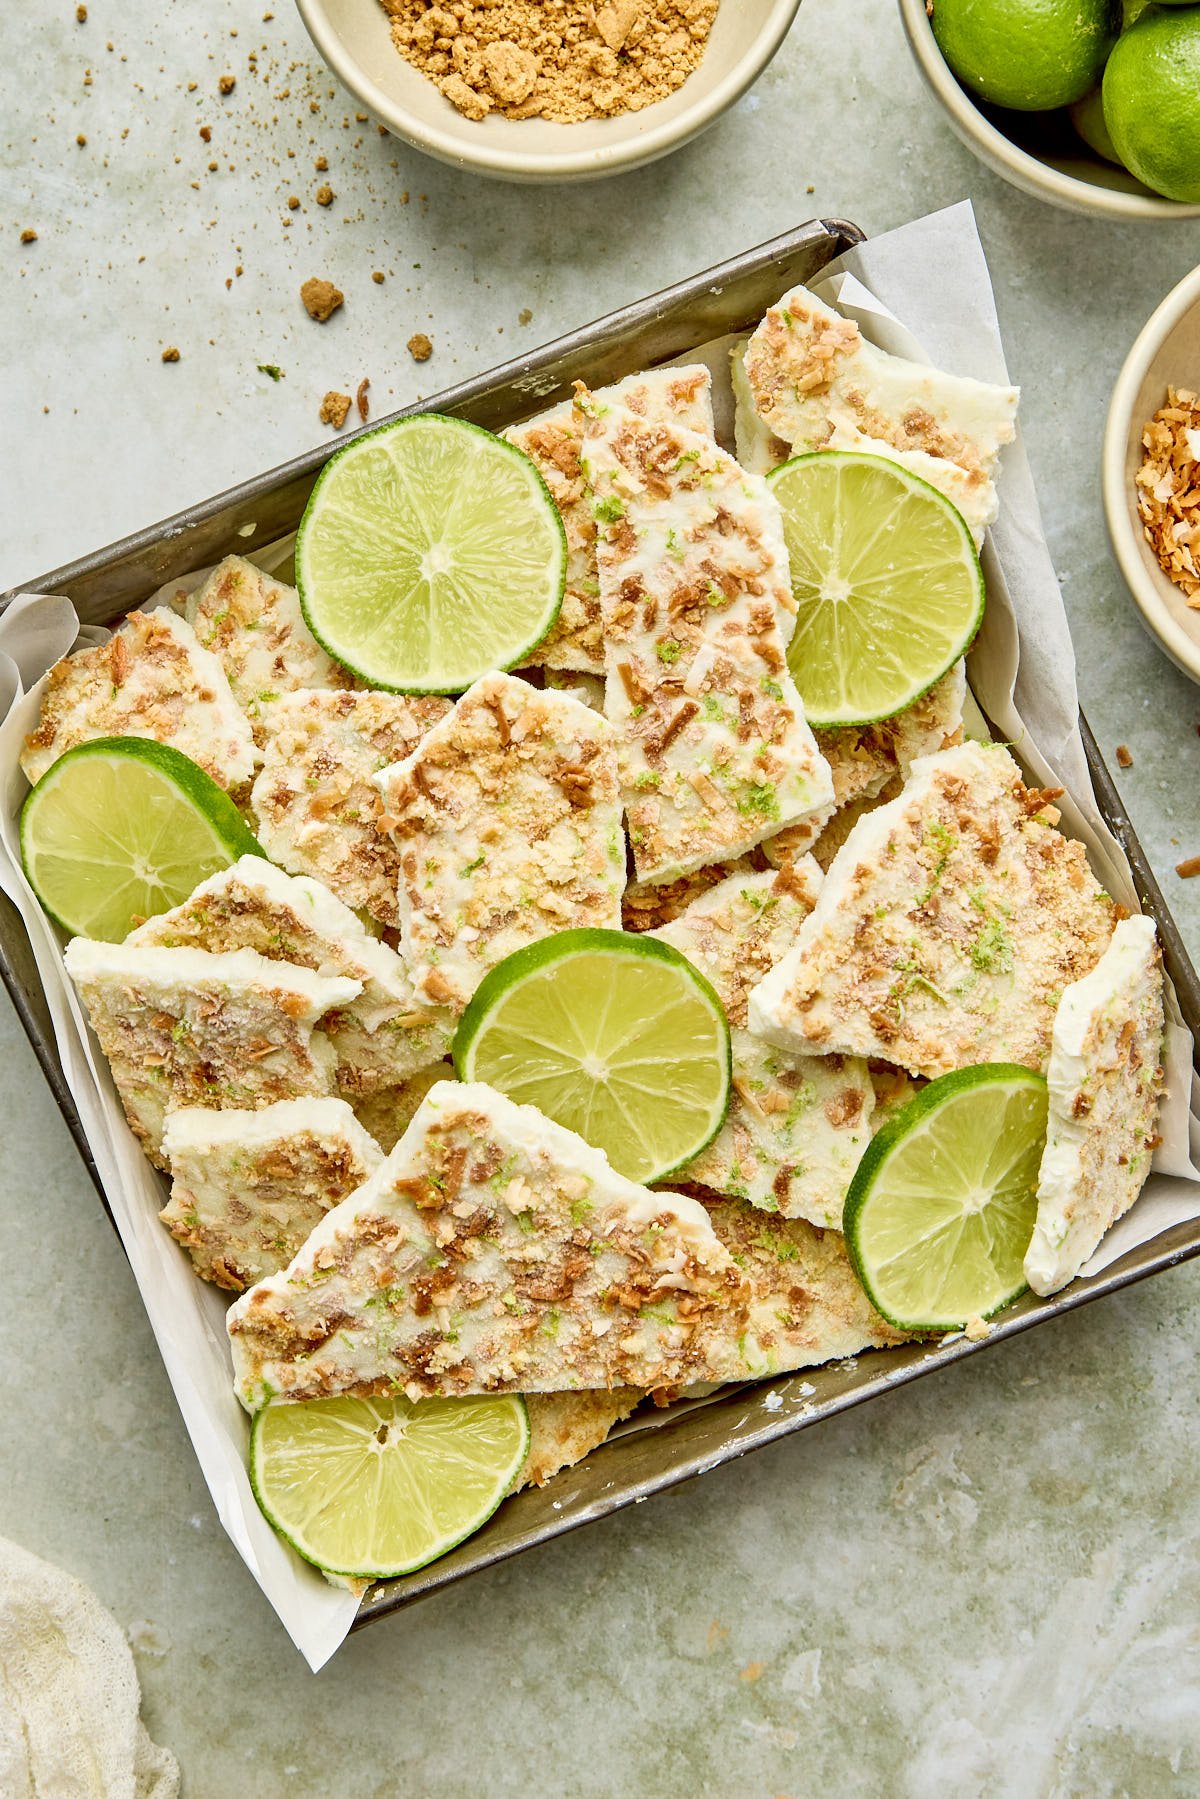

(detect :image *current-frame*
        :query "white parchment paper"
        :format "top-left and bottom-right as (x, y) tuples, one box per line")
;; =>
(0, 202), (1196, 1670)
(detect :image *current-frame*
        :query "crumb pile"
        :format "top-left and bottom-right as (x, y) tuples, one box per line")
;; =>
(381, 0), (719, 124)
(1137, 386), (1200, 605)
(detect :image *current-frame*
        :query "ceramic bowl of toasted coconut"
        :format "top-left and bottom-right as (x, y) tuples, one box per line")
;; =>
(295, 0), (802, 182)
(1103, 263), (1200, 684)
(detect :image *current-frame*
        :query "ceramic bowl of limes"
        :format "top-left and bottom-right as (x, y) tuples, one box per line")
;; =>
(898, 0), (1200, 220)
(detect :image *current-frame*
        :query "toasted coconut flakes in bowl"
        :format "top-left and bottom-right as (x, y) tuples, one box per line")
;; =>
(1137, 387), (1200, 606)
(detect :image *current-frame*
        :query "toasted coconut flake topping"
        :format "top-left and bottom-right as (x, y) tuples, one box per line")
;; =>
(1137, 387), (1200, 606)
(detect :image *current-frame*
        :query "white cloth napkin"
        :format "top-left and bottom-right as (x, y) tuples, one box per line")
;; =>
(0, 1535), (179, 1799)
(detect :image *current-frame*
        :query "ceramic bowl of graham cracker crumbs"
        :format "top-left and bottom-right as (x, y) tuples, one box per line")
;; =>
(1104, 263), (1200, 684)
(295, 0), (802, 182)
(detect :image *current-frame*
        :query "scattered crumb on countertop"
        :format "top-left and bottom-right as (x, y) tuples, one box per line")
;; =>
(161, 346), (180, 363)
(1116, 744), (1133, 769)
(218, 73), (236, 94)
(372, 270), (385, 283)
(356, 377), (370, 422)
(319, 390), (352, 428)
(301, 276), (344, 321)
(1176, 855), (1200, 879)
(407, 331), (432, 361)
(20, 228), (37, 243)
(316, 183), (334, 205)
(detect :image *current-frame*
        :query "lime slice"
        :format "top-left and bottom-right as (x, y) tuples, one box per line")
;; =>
(20, 737), (264, 942)
(844, 1064), (1048, 1333)
(250, 1393), (529, 1580)
(769, 450), (985, 727)
(453, 928), (731, 1185)
(296, 414), (567, 694)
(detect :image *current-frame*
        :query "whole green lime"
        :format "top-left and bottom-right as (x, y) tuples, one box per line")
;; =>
(931, 0), (1121, 110)
(1104, 8), (1200, 200)
(1069, 86), (1124, 164)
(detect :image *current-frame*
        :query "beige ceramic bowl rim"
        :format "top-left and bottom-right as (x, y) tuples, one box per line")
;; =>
(295, 0), (803, 179)
(896, 0), (1200, 222)
(1103, 263), (1200, 683)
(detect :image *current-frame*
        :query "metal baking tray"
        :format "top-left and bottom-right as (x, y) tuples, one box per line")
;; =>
(4, 217), (1199, 1633)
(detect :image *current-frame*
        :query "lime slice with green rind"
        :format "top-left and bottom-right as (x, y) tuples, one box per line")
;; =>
(453, 927), (732, 1186)
(296, 413), (567, 694)
(20, 736), (264, 941)
(250, 1393), (529, 1581)
(844, 1063), (1048, 1333)
(769, 450), (985, 728)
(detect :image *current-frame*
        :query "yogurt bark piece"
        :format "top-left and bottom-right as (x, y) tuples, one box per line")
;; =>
(227, 1081), (750, 1408)
(63, 939), (358, 1167)
(730, 339), (791, 477)
(506, 365), (715, 675)
(764, 662), (966, 869)
(518, 1390), (642, 1490)
(541, 668), (606, 713)
(622, 854), (765, 933)
(375, 671), (625, 1014)
(734, 333), (998, 549)
(160, 1097), (383, 1291)
(350, 1060), (453, 1154)
(579, 395), (834, 884)
(653, 866), (873, 1226)
(21, 609), (257, 793)
(743, 284), (1018, 489)
(749, 741), (1119, 1079)
(250, 688), (451, 929)
(186, 554), (354, 741)
(703, 1198), (909, 1380)
(128, 855), (452, 1095)
(1025, 914), (1165, 1297)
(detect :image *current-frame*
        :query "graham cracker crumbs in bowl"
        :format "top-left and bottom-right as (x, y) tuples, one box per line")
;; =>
(319, 390), (352, 429)
(301, 277), (344, 322)
(1137, 387), (1200, 606)
(380, 0), (719, 125)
